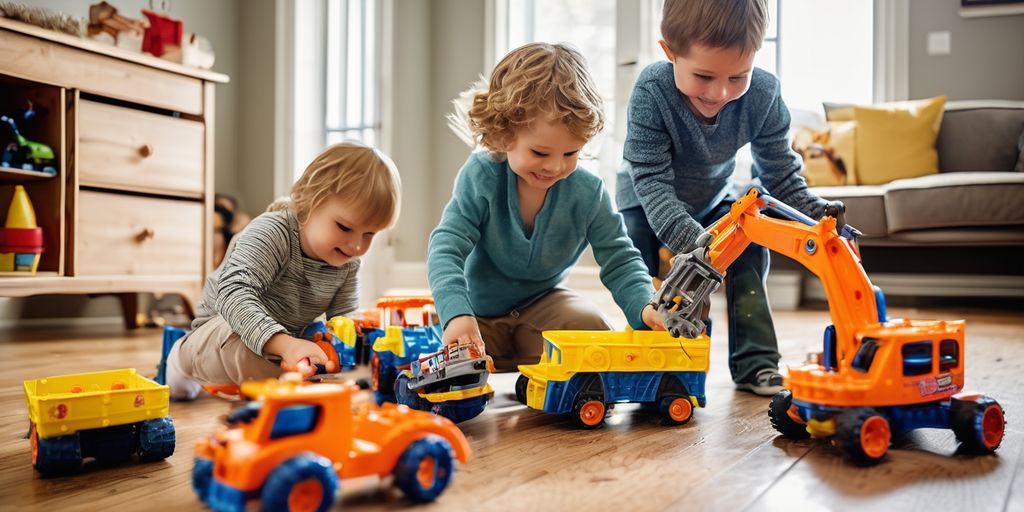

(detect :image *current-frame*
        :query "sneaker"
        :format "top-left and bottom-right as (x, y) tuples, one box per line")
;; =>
(736, 368), (784, 396)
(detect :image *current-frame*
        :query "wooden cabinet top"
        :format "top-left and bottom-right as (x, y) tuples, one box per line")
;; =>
(0, 17), (229, 84)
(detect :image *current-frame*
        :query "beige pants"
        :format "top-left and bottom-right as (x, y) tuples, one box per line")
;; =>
(477, 288), (612, 371)
(170, 314), (283, 386)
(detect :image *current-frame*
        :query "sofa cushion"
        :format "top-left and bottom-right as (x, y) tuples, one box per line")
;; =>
(808, 185), (888, 237)
(884, 172), (1024, 233)
(937, 101), (1024, 172)
(854, 96), (946, 185)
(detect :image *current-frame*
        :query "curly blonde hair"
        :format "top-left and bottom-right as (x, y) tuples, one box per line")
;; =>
(449, 42), (604, 156)
(267, 141), (401, 229)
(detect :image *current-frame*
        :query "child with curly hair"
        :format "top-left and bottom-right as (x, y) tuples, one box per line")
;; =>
(429, 42), (664, 371)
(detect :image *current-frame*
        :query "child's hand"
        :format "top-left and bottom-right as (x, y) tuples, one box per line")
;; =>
(265, 333), (329, 378)
(442, 315), (486, 356)
(642, 303), (666, 331)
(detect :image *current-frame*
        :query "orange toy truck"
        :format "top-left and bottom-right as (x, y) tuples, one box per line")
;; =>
(193, 374), (471, 511)
(654, 189), (1005, 465)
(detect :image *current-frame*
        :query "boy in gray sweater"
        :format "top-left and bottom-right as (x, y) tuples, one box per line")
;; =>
(618, 0), (842, 395)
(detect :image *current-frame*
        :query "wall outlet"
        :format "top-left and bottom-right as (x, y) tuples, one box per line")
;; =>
(927, 31), (951, 55)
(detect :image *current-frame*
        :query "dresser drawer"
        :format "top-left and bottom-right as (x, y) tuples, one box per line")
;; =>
(78, 100), (205, 197)
(76, 191), (203, 277)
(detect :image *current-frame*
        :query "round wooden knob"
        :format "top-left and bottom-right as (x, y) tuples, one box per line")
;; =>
(135, 227), (155, 242)
(138, 144), (154, 158)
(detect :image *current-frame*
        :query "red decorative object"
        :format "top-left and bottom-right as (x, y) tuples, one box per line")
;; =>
(141, 9), (182, 58)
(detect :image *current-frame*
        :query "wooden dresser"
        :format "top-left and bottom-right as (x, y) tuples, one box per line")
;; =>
(0, 18), (228, 325)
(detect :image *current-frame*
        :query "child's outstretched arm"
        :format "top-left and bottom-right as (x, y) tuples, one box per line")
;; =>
(427, 162), (487, 352)
(750, 89), (828, 218)
(213, 215), (300, 358)
(586, 181), (663, 331)
(624, 84), (706, 253)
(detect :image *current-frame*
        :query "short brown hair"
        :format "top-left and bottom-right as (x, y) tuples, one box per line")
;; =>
(661, 0), (768, 56)
(267, 141), (402, 229)
(449, 42), (604, 155)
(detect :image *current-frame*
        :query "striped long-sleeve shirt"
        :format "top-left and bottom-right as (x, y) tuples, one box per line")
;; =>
(191, 208), (361, 355)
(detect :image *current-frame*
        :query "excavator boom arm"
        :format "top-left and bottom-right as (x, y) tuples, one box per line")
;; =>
(654, 189), (879, 367)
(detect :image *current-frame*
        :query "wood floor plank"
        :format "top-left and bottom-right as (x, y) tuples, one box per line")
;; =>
(0, 302), (1021, 512)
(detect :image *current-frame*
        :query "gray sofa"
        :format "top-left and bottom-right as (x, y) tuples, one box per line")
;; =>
(780, 100), (1024, 300)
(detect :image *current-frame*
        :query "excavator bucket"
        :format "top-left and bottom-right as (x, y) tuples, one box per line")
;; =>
(653, 243), (723, 339)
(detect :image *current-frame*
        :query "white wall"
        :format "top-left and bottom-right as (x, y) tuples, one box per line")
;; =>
(388, 0), (485, 262)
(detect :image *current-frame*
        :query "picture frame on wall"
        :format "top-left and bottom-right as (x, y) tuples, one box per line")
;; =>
(959, 0), (1024, 17)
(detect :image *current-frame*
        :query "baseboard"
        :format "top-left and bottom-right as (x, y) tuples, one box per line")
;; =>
(802, 273), (1024, 301)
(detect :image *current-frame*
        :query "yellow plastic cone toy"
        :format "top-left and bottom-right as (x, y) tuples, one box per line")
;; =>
(0, 185), (44, 272)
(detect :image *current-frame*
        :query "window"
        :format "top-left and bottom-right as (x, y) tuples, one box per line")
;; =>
(939, 339), (959, 372)
(490, 0), (618, 186)
(289, 0), (382, 183)
(851, 337), (879, 373)
(772, 0), (874, 112)
(270, 405), (321, 439)
(325, 0), (381, 148)
(902, 341), (933, 377)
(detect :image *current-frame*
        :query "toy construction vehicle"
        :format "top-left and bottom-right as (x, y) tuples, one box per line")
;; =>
(394, 342), (496, 423)
(1, 102), (56, 174)
(369, 296), (493, 423)
(516, 329), (709, 428)
(24, 368), (175, 476)
(654, 188), (1005, 465)
(192, 375), (470, 511)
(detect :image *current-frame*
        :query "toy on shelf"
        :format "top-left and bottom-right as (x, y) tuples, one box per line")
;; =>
(192, 375), (471, 511)
(24, 368), (175, 476)
(87, 1), (147, 52)
(368, 296), (493, 423)
(1, 101), (56, 175)
(0, 2), (86, 37)
(0, 185), (44, 273)
(141, 8), (182, 61)
(654, 188), (1005, 465)
(516, 329), (709, 428)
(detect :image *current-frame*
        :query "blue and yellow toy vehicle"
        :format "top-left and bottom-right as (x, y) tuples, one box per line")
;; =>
(517, 329), (710, 428)
(394, 342), (495, 423)
(24, 368), (175, 476)
(369, 296), (493, 423)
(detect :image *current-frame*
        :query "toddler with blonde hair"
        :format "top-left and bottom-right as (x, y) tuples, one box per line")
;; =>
(167, 141), (401, 399)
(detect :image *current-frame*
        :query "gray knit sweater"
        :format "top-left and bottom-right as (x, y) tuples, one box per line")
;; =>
(191, 208), (360, 355)
(616, 62), (827, 252)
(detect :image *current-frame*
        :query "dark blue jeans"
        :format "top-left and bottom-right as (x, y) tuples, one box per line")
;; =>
(621, 203), (780, 384)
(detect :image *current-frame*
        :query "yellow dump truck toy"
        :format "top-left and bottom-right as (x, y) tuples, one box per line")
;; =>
(517, 329), (710, 428)
(24, 368), (175, 476)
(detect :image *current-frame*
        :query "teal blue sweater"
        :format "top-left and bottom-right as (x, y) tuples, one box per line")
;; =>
(428, 152), (655, 329)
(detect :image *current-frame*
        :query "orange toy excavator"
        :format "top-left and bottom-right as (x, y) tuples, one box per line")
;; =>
(654, 188), (1005, 465)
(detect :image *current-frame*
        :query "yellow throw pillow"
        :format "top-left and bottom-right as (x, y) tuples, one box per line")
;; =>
(853, 96), (947, 185)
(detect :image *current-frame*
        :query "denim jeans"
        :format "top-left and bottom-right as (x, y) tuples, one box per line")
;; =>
(621, 203), (780, 383)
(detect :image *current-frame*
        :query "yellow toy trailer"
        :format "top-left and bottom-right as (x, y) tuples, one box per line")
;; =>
(517, 329), (710, 428)
(24, 368), (175, 476)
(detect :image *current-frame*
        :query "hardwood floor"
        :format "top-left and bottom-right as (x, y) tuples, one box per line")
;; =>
(1, 302), (1022, 512)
